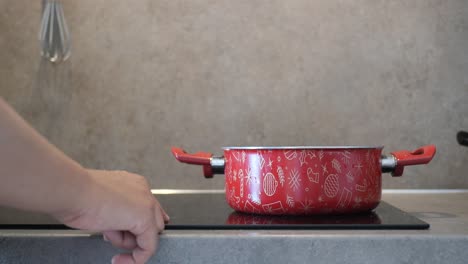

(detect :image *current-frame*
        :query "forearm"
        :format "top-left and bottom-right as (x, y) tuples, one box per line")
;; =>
(0, 98), (91, 215)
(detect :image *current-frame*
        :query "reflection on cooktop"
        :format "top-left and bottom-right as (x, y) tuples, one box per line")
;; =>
(158, 193), (428, 229)
(0, 193), (429, 230)
(226, 211), (382, 225)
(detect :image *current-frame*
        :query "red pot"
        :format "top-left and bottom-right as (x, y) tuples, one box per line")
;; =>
(171, 145), (436, 215)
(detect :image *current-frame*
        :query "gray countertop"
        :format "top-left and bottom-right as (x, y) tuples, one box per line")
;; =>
(1, 190), (468, 264)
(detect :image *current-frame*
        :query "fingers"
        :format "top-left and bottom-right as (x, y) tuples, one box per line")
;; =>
(93, 171), (168, 264)
(162, 208), (170, 224)
(103, 230), (137, 250)
(111, 219), (162, 264)
(153, 197), (170, 224)
(153, 205), (165, 234)
(111, 254), (135, 264)
(130, 203), (165, 263)
(159, 206), (170, 223)
(132, 225), (158, 264)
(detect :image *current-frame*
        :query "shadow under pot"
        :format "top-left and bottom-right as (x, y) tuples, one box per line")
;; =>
(171, 145), (436, 215)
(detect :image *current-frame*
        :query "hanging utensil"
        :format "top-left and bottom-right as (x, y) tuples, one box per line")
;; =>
(30, 0), (72, 130)
(39, 0), (71, 63)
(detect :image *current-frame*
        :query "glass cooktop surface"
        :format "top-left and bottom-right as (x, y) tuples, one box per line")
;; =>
(0, 193), (429, 230)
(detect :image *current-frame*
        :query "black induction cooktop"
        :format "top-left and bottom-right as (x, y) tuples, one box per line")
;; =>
(0, 193), (429, 230)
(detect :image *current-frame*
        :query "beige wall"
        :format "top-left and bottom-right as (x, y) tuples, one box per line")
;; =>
(0, 0), (467, 189)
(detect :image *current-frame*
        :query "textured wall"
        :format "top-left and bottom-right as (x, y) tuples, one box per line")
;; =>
(0, 0), (467, 189)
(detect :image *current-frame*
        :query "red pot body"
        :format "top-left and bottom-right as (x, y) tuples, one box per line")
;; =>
(223, 148), (382, 215)
(171, 145), (436, 215)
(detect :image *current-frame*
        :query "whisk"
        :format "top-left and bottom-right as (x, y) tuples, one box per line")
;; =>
(39, 0), (71, 63)
(30, 0), (72, 128)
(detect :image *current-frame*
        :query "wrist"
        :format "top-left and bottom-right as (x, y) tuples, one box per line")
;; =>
(49, 166), (97, 224)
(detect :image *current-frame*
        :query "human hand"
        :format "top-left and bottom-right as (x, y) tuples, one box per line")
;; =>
(52, 169), (169, 264)
(0, 99), (168, 263)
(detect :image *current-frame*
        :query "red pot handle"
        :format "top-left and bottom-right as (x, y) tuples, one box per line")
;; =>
(171, 147), (215, 178)
(391, 145), (436, 176)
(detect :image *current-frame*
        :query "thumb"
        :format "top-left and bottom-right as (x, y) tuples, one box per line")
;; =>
(160, 207), (170, 223)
